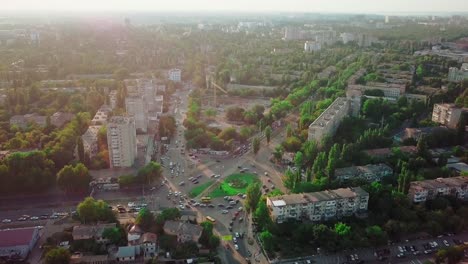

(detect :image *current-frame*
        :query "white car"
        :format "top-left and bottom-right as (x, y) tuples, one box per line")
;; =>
(30, 216), (39, 221)
(1, 219), (11, 223)
(221, 210), (229, 214)
(234, 244), (239, 251)
(235, 232), (240, 238)
(233, 237), (237, 243)
(443, 240), (450, 247)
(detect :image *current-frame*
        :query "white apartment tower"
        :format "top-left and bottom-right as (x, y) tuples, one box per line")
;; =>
(168, 69), (182, 82)
(125, 96), (148, 133)
(107, 116), (137, 168)
(304, 41), (321, 52)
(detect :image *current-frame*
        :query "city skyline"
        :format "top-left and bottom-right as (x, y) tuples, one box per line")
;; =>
(2, 0), (468, 14)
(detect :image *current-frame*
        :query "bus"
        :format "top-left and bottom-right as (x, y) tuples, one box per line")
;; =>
(206, 216), (216, 223)
(201, 196), (212, 203)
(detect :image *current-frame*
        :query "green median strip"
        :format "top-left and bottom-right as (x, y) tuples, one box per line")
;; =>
(188, 181), (214, 198)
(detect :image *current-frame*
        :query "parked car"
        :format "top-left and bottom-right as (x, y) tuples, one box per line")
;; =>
(1, 219), (11, 223)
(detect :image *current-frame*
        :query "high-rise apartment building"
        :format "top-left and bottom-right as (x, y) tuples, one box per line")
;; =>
(125, 96), (148, 133)
(168, 69), (182, 82)
(266, 187), (369, 223)
(107, 116), (137, 168)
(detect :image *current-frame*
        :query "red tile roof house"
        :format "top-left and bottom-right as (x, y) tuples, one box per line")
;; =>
(0, 227), (40, 261)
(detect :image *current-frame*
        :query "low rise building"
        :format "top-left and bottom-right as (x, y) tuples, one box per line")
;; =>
(363, 146), (417, 158)
(0, 227), (40, 261)
(10, 113), (47, 129)
(266, 187), (369, 223)
(116, 246), (138, 262)
(72, 223), (116, 243)
(335, 163), (393, 182)
(408, 176), (468, 203)
(163, 220), (203, 243)
(431, 103), (466, 129)
(308, 97), (349, 143)
(51, 112), (74, 127)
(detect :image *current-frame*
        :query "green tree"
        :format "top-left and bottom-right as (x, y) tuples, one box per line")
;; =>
(114, 68), (129, 80)
(77, 197), (115, 224)
(77, 137), (85, 163)
(417, 136), (431, 161)
(456, 114), (466, 145)
(252, 137), (260, 155)
(156, 208), (181, 224)
(326, 144), (340, 180)
(334, 222), (351, 236)
(135, 208), (156, 231)
(312, 152), (327, 179)
(102, 227), (123, 245)
(245, 182), (262, 213)
(302, 140), (318, 166)
(254, 199), (272, 231)
(416, 64), (425, 78)
(282, 169), (297, 190)
(45, 248), (70, 264)
(272, 145), (284, 163)
(366, 225), (388, 246)
(137, 161), (162, 184)
(57, 163), (91, 193)
(286, 124), (293, 137)
(264, 126), (272, 144)
(259, 230), (275, 252)
(294, 151), (304, 170)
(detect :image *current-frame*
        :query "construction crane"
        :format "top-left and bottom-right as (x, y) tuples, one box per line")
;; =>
(210, 81), (228, 107)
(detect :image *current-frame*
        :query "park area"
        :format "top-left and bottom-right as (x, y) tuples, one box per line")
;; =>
(209, 173), (259, 198)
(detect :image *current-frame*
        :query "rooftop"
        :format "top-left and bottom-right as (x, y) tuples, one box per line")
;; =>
(109, 116), (134, 125)
(116, 246), (136, 258)
(309, 97), (348, 130)
(409, 176), (468, 191)
(268, 187), (368, 207)
(0, 227), (37, 247)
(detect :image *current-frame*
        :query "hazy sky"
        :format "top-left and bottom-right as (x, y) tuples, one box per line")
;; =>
(2, 0), (468, 14)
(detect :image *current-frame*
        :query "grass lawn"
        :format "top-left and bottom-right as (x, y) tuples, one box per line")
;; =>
(209, 173), (259, 198)
(188, 181), (214, 198)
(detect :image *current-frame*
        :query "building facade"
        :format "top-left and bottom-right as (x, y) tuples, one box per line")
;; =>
(448, 63), (468, 82)
(81, 125), (101, 158)
(107, 116), (137, 168)
(408, 176), (468, 203)
(125, 96), (148, 133)
(168, 68), (182, 82)
(308, 97), (349, 143)
(304, 41), (321, 52)
(335, 163), (393, 182)
(266, 187), (369, 223)
(431, 103), (465, 129)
